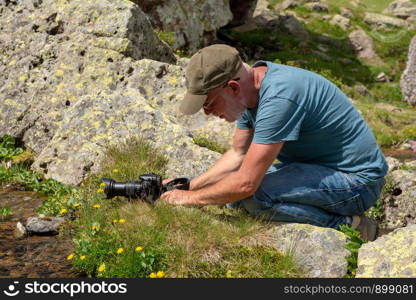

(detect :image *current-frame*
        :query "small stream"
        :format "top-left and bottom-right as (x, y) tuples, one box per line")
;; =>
(0, 187), (82, 278)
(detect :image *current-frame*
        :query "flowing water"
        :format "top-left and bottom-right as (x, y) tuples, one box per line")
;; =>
(0, 187), (83, 278)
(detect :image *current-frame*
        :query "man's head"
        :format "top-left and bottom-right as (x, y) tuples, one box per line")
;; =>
(179, 44), (244, 118)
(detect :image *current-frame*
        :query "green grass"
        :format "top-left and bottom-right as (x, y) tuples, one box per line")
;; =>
(0, 206), (12, 219)
(0, 164), (75, 216)
(354, 100), (416, 147)
(1, 134), (303, 278)
(67, 136), (303, 278)
(192, 135), (227, 154)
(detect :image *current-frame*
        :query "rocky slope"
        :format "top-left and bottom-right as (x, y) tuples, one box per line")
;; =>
(1, 0), (416, 278)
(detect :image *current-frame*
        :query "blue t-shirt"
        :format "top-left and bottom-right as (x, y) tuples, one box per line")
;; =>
(237, 61), (388, 183)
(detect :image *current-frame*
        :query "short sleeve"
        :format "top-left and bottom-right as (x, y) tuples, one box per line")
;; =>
(253, 97), (306, 144)
(236, 110), (253, 130)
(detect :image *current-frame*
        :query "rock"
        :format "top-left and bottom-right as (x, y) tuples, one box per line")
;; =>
(232, 0), (309, 40)
(280, 14), (310, 40)
(409, 141), (416, 152)
(26, 217), (66, 235)
(376, 72), (389, 82)
(364, 12), (408, 28)
(407, 15), (416, 24)
(407, 159), (416, 167)
(228, 0), (258, 27)
(134, 0), (234, 52)
(0, 0), (236, 185)
(322, 15), (331, 21)
(13, 222), (27, 239)
(275, 0), (300, 11)
(340, 7), (353, 19)
(401, 35), (416, 106)
(232, 0), (281, 32)
(356, 225), (416, 277)
(330, 14), (351, 30)
(354, 84), (371, 97)
(31, 84), (223, 185)
(385, 156), (402, 172)
(381, 169), (416, 230)
(384, 0), (416, 19)
(254, 223), (350, 278)
(348, 29), (383, 64)
(0, 0), (175, 153)
(305, 2), (329, 12)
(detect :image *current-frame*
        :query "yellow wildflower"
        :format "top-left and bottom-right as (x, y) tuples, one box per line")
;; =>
(80, 255), (86, 260)
(67, 253), (75, 260)
(156, 271), (165, 278)
(100, 182), (106, 188)
(149, 272), (157, 278)
(96, 188), (104, 193)
(72, 203), (81, 208)
(98, 264), (105, 272)
(135, 246), (143, 252)
(117, 248), (124, 254)
(112, 169), (119, 173)
(112, 219), (118, 224)
(91, 225), (98, 230)
(59, 208), (68, 215)
(118, 218), (125, 223)
(93, 204), (101, 208)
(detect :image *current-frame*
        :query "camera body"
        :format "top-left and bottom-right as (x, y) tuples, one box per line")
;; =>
(102, 173), (189, 204)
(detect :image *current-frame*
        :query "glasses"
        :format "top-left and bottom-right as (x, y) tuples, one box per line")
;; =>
(202, 77), (240, 111)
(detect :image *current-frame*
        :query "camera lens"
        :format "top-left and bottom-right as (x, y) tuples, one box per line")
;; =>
(102, 178), (144, 199)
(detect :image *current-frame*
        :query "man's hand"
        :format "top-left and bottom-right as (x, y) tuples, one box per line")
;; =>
(160, 189), (195, 206)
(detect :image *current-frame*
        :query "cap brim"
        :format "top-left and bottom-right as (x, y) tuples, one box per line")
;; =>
(179, 93), (207, 115)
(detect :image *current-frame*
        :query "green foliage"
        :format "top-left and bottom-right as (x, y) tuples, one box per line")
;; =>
(308, 68), (345, 88)
(66, 136), (302, 278)
(71, 228), (164, 278)
(154, 30), (175, 47)
(0, 206), (12, 218)
(339, 224), (365, 278)
(192, 135), (227, 154)
(0, 164), (75, 216)
(0, 135), (23, 161)
(366, 199), (385, 220)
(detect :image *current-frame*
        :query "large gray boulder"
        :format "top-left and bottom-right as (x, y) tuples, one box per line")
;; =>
(0, 0), (175, 153)
(348, 28), (382, 64)
(356, 224), (416, 277)
(364, 12), (408, 28)
(401, 35), (416, 106)
(31, 84), (222, 185)
(132, 0), (234, 52)
(247, 223), (350, 278)
(384, 0), (416, 19)
(0, 0), (235, 185)
(380, 165), (416, 230)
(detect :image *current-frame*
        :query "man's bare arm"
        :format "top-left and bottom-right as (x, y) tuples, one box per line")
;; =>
(190, 128), (253, 190)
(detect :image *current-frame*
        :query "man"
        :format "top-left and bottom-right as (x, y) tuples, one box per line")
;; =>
(160, 44), (387, 241)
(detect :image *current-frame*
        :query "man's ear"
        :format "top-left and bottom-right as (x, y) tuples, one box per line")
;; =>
(228, 80), (240, 95)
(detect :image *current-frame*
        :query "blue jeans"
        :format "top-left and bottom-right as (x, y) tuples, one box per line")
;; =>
(228, 163), (385, 229)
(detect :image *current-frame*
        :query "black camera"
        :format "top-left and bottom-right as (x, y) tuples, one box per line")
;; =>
(101, 173), (189, 204)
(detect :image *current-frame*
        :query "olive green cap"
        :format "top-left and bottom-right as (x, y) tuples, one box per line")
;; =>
(179, 44), (242, 115)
